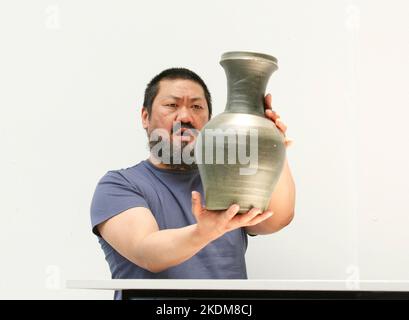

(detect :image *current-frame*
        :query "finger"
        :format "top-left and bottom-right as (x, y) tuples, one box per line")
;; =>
(247, 211), (274, 226)
(264, 94), (272, 110)
(224, 204), (240, 220)
(236, 207), (262, 225)
(191, 191), (203, 217)
(275, 118), (287, 134)
(284, 138), (294, 148)
(265, 109), (281, 122)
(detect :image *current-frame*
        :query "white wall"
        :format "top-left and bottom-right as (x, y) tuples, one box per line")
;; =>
(1, 0), (408, 299)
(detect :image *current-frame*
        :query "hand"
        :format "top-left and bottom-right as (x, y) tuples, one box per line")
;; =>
(191, 191), (273, 241)
(264, 94), (293, 148)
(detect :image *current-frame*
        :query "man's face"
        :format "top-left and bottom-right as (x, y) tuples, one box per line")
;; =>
(142, 79), (210, 168)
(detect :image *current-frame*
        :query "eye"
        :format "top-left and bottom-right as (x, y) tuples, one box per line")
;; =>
(165, 103), (177, 108)
(192, 104), (203, 110)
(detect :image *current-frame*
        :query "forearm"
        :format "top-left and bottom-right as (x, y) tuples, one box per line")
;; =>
(135, 224), (212, 273)
(244, 158), (296, 236)
(266, 158), (296, 227)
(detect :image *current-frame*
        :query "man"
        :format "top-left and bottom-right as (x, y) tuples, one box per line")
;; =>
(90, 68), (295, 299)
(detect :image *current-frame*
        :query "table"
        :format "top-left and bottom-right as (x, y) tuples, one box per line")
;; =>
(66, 279), (409, 300)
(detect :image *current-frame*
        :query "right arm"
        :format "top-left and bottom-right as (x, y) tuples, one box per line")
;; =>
(98, 191), (273, 273)
(98, 207), (213, 273)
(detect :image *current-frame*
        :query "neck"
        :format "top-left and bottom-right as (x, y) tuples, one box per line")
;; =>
(220, 52), (278, 116)
(148, 155), (197, 171)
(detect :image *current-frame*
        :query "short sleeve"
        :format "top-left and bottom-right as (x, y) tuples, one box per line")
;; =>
(90, 171), (149, 237)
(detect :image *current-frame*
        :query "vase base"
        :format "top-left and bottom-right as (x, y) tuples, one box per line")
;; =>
(205, 206), (266, 214)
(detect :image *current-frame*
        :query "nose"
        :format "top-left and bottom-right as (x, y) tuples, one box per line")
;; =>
(175, 105), (193, 124)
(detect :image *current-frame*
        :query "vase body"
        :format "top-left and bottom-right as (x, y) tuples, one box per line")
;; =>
(194, 51), (286, 213)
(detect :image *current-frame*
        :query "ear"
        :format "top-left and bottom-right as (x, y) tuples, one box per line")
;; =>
(141, 107), (149, 130)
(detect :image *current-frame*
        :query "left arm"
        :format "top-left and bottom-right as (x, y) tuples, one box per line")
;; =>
(245, 94), (296, 235)
(245, 158), (295, 235)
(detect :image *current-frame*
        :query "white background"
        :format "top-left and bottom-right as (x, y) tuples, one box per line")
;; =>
(0, 0), (408, 299)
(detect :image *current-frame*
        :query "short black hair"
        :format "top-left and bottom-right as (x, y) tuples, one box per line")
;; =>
(143, 68), (212, 119)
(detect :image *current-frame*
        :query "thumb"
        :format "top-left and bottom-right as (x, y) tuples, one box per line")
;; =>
(191, 191), (203, 218)
(264, 93), (272, 109)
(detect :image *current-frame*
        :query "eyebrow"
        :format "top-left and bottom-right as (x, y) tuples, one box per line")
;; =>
(162, 95), (204, 102)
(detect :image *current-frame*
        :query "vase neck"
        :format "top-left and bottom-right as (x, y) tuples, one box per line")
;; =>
(220, 52), (278, 117)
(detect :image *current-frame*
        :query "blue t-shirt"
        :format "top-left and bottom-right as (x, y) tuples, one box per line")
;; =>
(90, 159), (249, 299)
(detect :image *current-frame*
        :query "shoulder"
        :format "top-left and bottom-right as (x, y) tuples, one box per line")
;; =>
(90, 162), (154, 235)
(97, 161), (150, 189)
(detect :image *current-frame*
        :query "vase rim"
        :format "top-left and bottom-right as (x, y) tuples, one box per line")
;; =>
(220, 51), (278, 65)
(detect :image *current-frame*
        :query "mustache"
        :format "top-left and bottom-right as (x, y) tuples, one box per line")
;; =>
(170, 122), (196, 135)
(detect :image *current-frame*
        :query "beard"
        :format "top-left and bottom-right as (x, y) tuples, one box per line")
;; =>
(148, 134), (198, 171)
